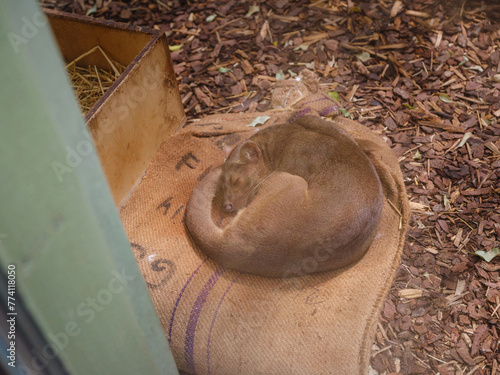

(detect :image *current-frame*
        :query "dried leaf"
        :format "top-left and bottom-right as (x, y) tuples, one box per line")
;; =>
(169, 45), (183, 52)
(327, 91), (340, 103)
(293, 44), (309, 51)
(86, 4), (97, 16)
(275, 69), (285, 81)
(219, 67), (232, 73)
(485, 141), (500, 155)
(458, 132), (472, 148)
(466, 65), (484, 72)
(458, 56), (469, 67)
(443, 195), (450, 208)
(339, 108), (353, 119)
(247, 115), (270, 127)
(246, 5), (260, 17)
(355, 51), (371, 62)
(206, 14), (217, 22)
(439, 93), (452, 103)
(474, 248), (500, 263)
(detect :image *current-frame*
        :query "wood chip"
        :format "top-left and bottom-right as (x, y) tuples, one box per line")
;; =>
(405, 10), (431, 18)
(399, 289), (423, 299)
(390, 0), (404, 18)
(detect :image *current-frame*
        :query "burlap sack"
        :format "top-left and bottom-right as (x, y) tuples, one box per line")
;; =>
(119, 72), (409, 374)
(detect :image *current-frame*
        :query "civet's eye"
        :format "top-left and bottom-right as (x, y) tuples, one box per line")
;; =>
(230, 177), (240, 187)
(224, 203), (234, 212)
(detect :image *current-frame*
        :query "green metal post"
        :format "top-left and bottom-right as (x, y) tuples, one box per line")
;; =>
(0, 1), (178, 374)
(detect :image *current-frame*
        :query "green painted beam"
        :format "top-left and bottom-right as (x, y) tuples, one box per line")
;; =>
(0, 1), (178, 374)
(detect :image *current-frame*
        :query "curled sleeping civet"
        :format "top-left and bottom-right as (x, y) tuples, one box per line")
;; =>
(185, 115), (384, 278)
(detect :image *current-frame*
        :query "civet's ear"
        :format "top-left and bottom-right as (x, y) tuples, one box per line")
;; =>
(239, 141), (262, 163)
(223, 145), (234, 161)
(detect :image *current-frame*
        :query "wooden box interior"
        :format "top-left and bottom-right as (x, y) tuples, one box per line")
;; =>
(46, 10), (186, 206)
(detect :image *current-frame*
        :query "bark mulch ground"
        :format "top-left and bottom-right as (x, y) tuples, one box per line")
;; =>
(41, 1), (500, 374)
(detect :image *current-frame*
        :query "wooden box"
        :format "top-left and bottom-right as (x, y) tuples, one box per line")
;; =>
(46, 10), (185, 206)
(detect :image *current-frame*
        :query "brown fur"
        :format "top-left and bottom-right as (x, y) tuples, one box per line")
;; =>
(185, 115), (384, 278)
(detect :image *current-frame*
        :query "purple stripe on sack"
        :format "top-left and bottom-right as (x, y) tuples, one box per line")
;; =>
(298, 96), (330, 108)
(184, 266), (225, 375)
(288, 107), (312, 122)
(319, 105), (340, 116)
(206, 273), (241, 375)
(168, 258), (208, 343)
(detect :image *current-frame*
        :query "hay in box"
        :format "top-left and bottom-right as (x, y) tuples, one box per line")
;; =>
(66, 46), (126, 114)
